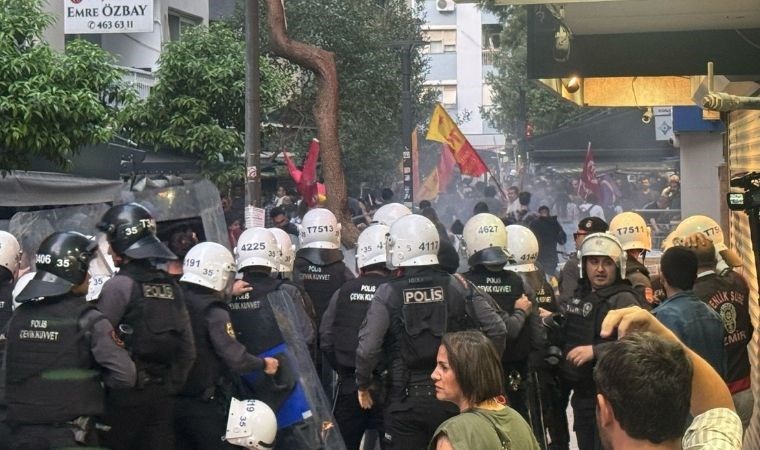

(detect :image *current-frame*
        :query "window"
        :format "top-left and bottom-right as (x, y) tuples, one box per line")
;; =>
(482, 84), (494, 108)
(168, 11), (200, 41)
(422, 29), (456, 54)
(442, 85), (457, 106)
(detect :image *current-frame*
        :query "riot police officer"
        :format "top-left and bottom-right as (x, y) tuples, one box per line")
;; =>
(5, 232), (136, 448)
(356, 214), (507, 449)
(460, 215), (535, 420)
(562, 233), (641, 450)
(269, 227), (317, 329)
(96, 203), (196, 450)
(557, 217), (608, 310)
(175, 241), (279, 448)
(609, 212), (654, 306)
(0, 231), (21, 447)
(320, 224), (393, 450)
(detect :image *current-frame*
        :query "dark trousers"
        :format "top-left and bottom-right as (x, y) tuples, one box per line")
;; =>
(503, 360), (529, 421)
(334, 390), (384, 450)
(383, 393), (457, 450)
(569, 389), (601, 450)
(175, 397), (238, 450)
(101, 384), (175, 450)
(539, 371), (570, 450)
(8, 423), (95, 450)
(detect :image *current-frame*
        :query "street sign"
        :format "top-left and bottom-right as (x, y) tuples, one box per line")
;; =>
(64, 0), (154, 34)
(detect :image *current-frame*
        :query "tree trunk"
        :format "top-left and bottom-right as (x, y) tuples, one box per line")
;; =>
(264, 0), (360, 248)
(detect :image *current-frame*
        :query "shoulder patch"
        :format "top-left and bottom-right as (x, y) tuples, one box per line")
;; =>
(225, 322), (235, 338)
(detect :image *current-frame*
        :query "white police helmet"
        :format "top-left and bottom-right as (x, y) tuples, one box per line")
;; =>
(387, 214), (439, 267)
(0, 230), (21, 277)
(299, 208), (341, 250)
(673, 214), (741, 267)
(12, 272), (35, 310)
(268, 227), (295, 273)
(579, 232), (626, 279)
(224, 398), (277, 450)
(236, 228), (279, 270)
(504, 224), (539, 272)
(181, 242), (237, 292)
(372, 203), (411, 226)
(608, 212), (652, 251)
(462, 213), (510, 267)
(356, 224), (390, 269)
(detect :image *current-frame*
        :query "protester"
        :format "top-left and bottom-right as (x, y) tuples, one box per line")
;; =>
(529, 205), (567, 277)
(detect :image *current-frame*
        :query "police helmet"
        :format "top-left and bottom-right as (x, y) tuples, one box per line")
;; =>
(16, 232), (97, 302)
(504, 224), (539, 272)
(356, 224), (390, 269)
(268, 227), (295, 273)
(372, 203), (411, 226)
(97, 203), (176, 260)
(578, 232), (626, 279)
(462, 213), (510, 267)
(237, 227), (279, 270)
(0, 230), (21, 278)
(299, 208), (341, 250)
(181, 242), (237, 292)
(673, 215), (741, 267)
(608, 212), (652, 252)
(224, 398), (277, 449)
(387, 214), (439, 267)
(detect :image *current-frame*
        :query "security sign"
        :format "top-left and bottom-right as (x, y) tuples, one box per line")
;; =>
(64, 0), (154, 34)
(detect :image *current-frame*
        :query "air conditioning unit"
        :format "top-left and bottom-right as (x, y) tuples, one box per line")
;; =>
(436, 0), (455, 12)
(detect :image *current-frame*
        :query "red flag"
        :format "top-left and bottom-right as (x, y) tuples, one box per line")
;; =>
(578, 142), (600, 200)
(301, 139), (320, 207)
(437, 144), (456, 191)
(283, 150), (303, 184)
(426, 104), (488, 177)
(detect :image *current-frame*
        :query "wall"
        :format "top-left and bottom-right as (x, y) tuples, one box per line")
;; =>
(679, 132), (723, 221)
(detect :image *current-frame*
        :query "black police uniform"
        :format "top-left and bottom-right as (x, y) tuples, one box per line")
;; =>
(5, 293), (136, 449)
(175, 283), (268, 449)
(557, 252), (580, 311)
(0, 278), (13, 449)
(320, 271), (392, 450)
(625, 255), (654, 305)
(97, 260), (196, 450)
(693, 270), (753, 392)
(461, 267), (536, 419)
(356, 266), (507, 450)
(561, 281), (640, 450)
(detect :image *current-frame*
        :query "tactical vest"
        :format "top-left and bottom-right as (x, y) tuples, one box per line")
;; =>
(463, 268), (531, 362)
(229, 274), (285, 354)
(519, 270), (558, 313)
(561, 283), (639, 383)
(6, 294), (103, 423)
(118, 263), (186, 374)
(332, 274), (392, 371)
(693, 272), (752, 383)
(386, 268), (474, 384)
(0, 281), (13, 334)
(294, 249), (351, 322)
(179, 285), (227, 397)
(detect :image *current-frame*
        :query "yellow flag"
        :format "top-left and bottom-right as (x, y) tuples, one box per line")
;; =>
(417, 167), (440, 201)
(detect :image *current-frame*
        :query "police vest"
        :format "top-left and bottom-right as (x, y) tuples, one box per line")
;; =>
(463, 268), (531, 362)
(179, 284), (227, 398)
(6, 294), (103, 423)
(294, 250), (351, 322)
(332, 274), (392, 371)
(693, 272), (753, 383)
(229, 275), (285, 354)
(519, 270), (558, 313)
(387, 269), (474, 380)
(561, 283), (639, 383)
(0, 281), (13, 334)
(118, 263), (186, 373)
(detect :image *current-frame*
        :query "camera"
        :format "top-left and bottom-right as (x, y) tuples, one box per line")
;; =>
(727, 172), (760, 211)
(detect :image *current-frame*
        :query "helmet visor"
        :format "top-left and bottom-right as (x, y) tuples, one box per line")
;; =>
(123, 235), (177, 260)
(15, 271), (74, 303)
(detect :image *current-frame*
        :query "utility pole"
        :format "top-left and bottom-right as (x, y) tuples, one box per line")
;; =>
(390, 40), (425, 209)
(244, 0), (262, 207)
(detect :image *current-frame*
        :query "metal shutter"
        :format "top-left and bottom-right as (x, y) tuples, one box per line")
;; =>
(727, 109), (760, 448)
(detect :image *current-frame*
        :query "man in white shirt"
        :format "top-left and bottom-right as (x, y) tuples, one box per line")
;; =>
(595, 306), (742, 450)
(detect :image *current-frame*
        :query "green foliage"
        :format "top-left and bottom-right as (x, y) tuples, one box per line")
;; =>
(0, 0), (131, 171)
(121, 23), (295, 187)
(479, 4), (581, 139)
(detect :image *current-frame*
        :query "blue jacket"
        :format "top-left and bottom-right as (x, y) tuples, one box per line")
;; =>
(652, 290), (726, 377)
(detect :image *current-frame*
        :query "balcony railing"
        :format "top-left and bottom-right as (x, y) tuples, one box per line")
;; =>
(119, 66), (156, 100)
(482, 49), (498, 66)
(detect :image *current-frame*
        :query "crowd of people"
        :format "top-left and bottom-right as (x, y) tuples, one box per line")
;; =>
(0, 174), (751, 450)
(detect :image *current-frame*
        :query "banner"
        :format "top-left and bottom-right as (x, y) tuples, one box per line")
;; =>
(578, 142), (600, 200)
(283, 139), (322, 206)
(426, 104), (488, 177)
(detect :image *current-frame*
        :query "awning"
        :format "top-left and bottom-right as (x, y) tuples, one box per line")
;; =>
(0, 171), (123, 207)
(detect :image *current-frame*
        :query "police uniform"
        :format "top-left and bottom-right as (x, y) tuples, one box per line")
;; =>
(624, 255), (653, 305)
(320, 271), (392, 450)
(0, 279), (12, 332)
(461, 267), (536, 420)
(97, 260), (196, 450)
(176, 282), (270, 449)
(692, 269), (754, 428)
(0, 279), (11, 449)
(5, 293), (135, 448)
(557, 252), (580, 311)
(356, 266), (507, 449)
(561, 282), (640, 450)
